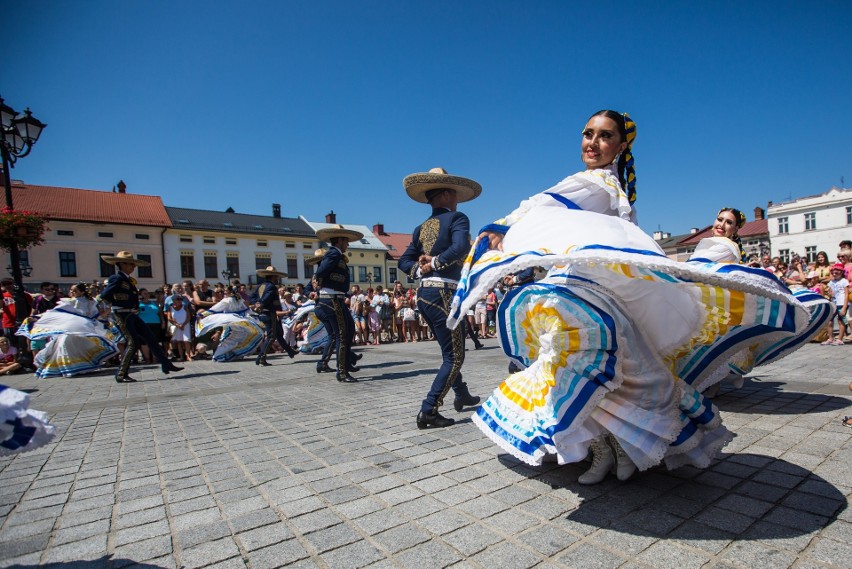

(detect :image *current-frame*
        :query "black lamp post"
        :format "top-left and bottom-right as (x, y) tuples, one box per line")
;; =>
(1, 97), (46, 339)
(221, 268), (232, 285)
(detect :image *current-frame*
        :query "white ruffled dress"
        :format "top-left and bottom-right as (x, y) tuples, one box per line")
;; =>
(449, 167), (829, 471)
(195, 297), (264, 362)
(0, 384), (55, 455)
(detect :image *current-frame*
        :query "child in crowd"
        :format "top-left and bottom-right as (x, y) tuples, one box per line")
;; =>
(822, 263), (849, 346)
(0, 337), (20, 375)
(167, 294), (193, 361)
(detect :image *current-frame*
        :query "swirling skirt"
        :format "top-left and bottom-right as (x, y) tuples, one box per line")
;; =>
(0, 384), (55, 456)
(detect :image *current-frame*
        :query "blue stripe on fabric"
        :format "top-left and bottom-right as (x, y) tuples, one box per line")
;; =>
(545, 192), (583, 210)
(576, 244), (668, 259)
(478, 223), (509, 235)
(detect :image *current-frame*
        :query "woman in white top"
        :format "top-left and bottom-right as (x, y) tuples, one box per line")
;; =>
(688, 208), (745, 264)
(195, 287), (264, 362)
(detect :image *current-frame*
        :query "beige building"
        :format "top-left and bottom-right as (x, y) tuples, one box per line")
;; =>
(6, 180), (171, 292)
(304, 212), (389, 289)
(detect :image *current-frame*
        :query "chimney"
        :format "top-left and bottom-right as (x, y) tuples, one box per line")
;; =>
(753, 206), (764, 220)
(272, 203), (281, 218)
(690, 227), (698, 234)
(652, 230), (670, 240)
(373, 223), (385, 236)
(117, 180), (126, 194)
(325, 210), (336, 224)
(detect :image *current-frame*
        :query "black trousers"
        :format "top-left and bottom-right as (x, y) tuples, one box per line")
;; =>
(113, 312), (170, 378)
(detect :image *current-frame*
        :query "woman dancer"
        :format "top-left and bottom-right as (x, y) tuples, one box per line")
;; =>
(688, 208), (746, 264)
(195, 287), (264, 362)
(452, 110), (828, 484)
(22, 282), (119, 379)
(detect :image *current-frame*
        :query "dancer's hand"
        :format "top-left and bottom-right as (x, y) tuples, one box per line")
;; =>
(479, 231), (503, 251)
(419, 255), (434, 275)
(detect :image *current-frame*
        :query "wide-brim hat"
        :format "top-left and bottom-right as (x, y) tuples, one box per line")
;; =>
(316, 225), (364, 243)
(403, 167), (482, 204)
(256, 265), (288, 278)
(305, 248), (326, 265)
(100, 251), (150, 267)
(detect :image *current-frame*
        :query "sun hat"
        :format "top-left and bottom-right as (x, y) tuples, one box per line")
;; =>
(403, 167), (482, 204)
(807, 270), (818, 279)
(316, 225), (364, 243)
(305, 248), (326, 265)
(256, 265), (288, 278)
(100, 251), (150, 266)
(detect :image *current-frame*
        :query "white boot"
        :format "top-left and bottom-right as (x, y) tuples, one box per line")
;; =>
(608, 435), (636, 481)
(578, 438), (614, 485)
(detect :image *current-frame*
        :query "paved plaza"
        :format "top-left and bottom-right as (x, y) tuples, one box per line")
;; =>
(0, 339), (850, 569)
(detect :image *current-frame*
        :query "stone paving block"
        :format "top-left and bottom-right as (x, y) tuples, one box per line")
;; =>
(318, 539), (385, 569)
(0, 516), (55, 540)
(763, 505), (830, 532)
(168, 494), (219, 516)
(390, 539), (462, 569)
(52, 519), (110, 546)
(668, 521), (736, 555)
(352, 509), (408, 536)
(517, 524), (579, 556)
(278, 495), (325, 518)
(782, 491), (845, 517)
(290, 509), (346, 534)
(115, 519), (171, 547)
(237, 521), (295, 551)
(41, 534), (108, 563)
(117, 494), (164, 515)
(171, 506), (224, 531)
(177, 520), (232, 550)
(229, 507), (281, 533)
(454, 495), (509, 520)
(693, 506), (756, 534)
(180, 536), (242, 569)
(117, 483), (163, 502)
(372, 522), (431, 554)
(557, 541), (626, 569)
(714, 493), (775, 518)
(112, 535), (174, 566)
(719, 540), (797, 569)
(332, 496), (385, 520)
(442, 524), (502, 556)
(303, 522), (363, 553)
(247, 539), (311, 569)
(359, 475), (405, 495)
(472, 541), (542, 569)
(636, 540), (711, 569)
(0, 532), (50, 558)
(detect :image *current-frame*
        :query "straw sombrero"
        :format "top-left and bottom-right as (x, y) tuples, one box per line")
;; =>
(316, 224), (364, 243)
(403, 167), (482, 204)
(256, 265), (288, 278)
(305, 248), (326, 265)
(100, 251), (151, 266)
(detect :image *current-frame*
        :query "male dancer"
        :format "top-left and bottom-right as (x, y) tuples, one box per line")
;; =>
(313, 225), (363, 383)
(252, 265), (298, 365)
(399, 167), (481, 428)
(99, 251), (182, 382)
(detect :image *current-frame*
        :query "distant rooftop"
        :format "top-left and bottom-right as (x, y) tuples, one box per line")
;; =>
(167, 206), (315, 237)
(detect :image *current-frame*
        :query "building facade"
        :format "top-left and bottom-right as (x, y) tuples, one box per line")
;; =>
(164, 205), (317, 288)
(372, 223), (416, 286)
(7, 181), (171, 291)
(767, 187), (852, 263)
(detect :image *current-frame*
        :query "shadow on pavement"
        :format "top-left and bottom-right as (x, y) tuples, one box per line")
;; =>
(361, 368), (439, 381)
(498, 452), (846, 540)
(6, 556), (168, 569)
(713, 382), (851, 414)
(357, 360), (414, 369)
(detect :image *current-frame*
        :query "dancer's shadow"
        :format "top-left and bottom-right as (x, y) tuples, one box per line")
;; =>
(361, 368), (439, 382)
(358, 360), (414, 369)
(498, 452), (846, 541)
(6, 556), (167, 569)
(713, 381), (851, 415)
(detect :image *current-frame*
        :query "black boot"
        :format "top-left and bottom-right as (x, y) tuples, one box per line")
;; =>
(453, 393), (481, 412)
(161, 362), (183, 374)
(416, 410), (455, 429)
(336, 373), (358, 383)
(285, 345), (298, 359)
(115, 374), (137, 383)
(317, 364), (334, 373)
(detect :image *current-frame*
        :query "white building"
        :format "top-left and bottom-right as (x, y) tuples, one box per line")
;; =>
(767, 187), (852, 263)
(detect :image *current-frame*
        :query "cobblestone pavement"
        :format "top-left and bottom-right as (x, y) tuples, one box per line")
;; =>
(0, 339), (850, 569)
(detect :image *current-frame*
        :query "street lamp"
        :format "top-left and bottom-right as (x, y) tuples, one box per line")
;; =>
(6, 260), (32, 277)
(221, 268), (232, 285)
(1, 97), (46, 340)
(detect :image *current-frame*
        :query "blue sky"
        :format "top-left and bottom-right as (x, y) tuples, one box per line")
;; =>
(4, 1), (851, 238)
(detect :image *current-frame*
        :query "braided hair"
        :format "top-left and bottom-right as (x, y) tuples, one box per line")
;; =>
(718, 207), (747, 263)
(589, 110), (638, 204)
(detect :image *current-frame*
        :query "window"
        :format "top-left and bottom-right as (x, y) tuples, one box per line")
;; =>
(804, 212), (816, 231)
(286, 258), (297, 278)
(304, 260), (314, 279)
(180, 254), (195, 278)
(805, 246), (817, 264)
(372, 266), (382, 283)
(778, 249), (789, 263)
(99, 253), (116, 277)
(98, 231), (114, 238)
(135, 233), (150, 240)
(57, 230), (73, 236)
(358, 266), (368, 282)
(225, 238), (237, 245)
(255, 255), (271, 271)
(285, 242), (295, 249)
(847, 206), (852, 225)
(348, 266), (355, 282)
(777, 217), (788, 234)
(137, 254), (153, 278)
(59, 252), (76, 277)
(203, 236), (215, 244)
(204, 255), (218, 278)
(180, 235), (193, 243)
(388, 268), (398, 283)
(226, 256), (239, 278)
(257, 240), (268, 247)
